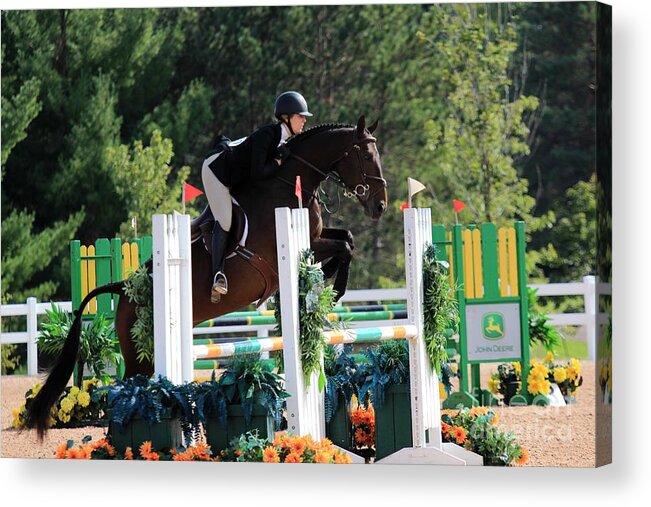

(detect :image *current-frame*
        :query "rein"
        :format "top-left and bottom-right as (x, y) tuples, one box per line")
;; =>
(279, 132), (387, 204)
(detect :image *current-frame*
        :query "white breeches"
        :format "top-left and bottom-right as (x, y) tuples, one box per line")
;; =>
(201, 152), (232, 232)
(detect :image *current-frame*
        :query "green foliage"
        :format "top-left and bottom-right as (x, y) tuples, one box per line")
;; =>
(441, 407), (526, 466)
(1, 77), (42, 168)
(324, 345), (360, 423)
(1, 209), (84, 302)
(218, 431), (269, 463)
(107, 130), (190, 238)
(420, 7), (547, 230)
(104, 374), (177, 433)
(528, 288), (562, 352)
(122, 265), (153, 364)
(422, 244), (457, 376)
(357, 340), (409, 408)
(296, 250), (339, 390)
(1, 344), (21, 375)
(218, 354), (289, 429)
(37, 304), (121, 383)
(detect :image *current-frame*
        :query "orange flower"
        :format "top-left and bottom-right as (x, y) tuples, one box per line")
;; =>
(355, 428), (368, 444)
(124, 447), (134, 460)
(55, 443), (68, 459)
(516, 447), (529, 465)
(452, 426), (467, 445)
(172, 451), (193, 461)
(284, 452), (303, 463)
(235, 449), (243, 456)
(139, 441), (154, 457)
(315, 450), (332, 464)
(263, 446), (280, 463)
(144, 452), (160, 461)
(334, 452), (352, 464)
(441, 422), (452, 436)
(491, 413), (500, 426)
(289, 438), (306, 455)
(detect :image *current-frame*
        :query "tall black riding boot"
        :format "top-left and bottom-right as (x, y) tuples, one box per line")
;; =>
(210, 221), (229, 303)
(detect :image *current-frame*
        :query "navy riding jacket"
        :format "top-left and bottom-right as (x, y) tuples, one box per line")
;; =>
(208, 123), (282, 187)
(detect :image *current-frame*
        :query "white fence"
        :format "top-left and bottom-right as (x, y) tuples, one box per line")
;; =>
(1, 275), (610, 376)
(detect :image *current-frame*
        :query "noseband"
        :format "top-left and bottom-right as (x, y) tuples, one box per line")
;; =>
(289, 133), (387, 202)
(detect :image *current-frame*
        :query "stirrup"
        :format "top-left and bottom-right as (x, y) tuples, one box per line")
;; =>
(210, 272), (228, 303)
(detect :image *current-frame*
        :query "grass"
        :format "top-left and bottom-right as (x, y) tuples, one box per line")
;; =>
(530, 338), (588, 361)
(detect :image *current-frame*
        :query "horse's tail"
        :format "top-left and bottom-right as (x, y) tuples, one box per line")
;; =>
(25, 281), (126, 439)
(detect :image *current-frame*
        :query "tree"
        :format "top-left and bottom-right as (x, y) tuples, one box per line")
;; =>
(107, 130), (190, 238)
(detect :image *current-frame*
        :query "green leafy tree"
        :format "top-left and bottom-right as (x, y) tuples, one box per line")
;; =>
(107, 130), (190, 238)
(420, 7), (546, 230)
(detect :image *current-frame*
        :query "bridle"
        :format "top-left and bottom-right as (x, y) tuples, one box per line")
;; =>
(285, 132), (387, 202)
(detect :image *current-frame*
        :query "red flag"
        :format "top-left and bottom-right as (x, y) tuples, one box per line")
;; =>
(295, 175), (302, 206)
(184, 182), (203, 203)
(400, 201), (409, 212)
(453, 199), (465, 213)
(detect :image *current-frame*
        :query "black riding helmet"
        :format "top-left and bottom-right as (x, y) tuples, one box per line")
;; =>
(274, 91), (313, 119)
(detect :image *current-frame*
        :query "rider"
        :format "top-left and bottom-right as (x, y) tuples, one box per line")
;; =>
(201, 90), (313, 303)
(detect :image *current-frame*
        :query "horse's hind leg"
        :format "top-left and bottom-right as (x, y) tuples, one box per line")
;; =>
(115, 295), (154, 378)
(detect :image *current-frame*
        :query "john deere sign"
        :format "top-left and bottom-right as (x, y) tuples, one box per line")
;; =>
(466, 304), (521, 362)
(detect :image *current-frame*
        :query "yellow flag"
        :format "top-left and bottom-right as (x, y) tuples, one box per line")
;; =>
(407, 177), (426, 207)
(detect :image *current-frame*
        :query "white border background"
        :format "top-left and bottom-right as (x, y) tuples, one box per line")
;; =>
(1, 0), (649, 503)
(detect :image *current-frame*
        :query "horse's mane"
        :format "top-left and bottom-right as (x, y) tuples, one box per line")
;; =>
(286, 123), (354, 147)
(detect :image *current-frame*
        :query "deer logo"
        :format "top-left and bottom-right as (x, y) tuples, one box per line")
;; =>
(482, 313), (505, 340)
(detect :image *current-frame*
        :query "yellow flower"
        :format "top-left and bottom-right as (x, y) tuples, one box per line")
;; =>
(540, 379), (551, 395)
(512, 362), (522, 375)
(527, 378), (541, 395)
(487, 378), (500, 395)
(77, 391), (91, 408)
(553, 367), (567, 383)
(60, 397), (74, 413)
(70, 386), (80, 396)
(11, 407), (24, 429)
(334, 452), (352, 464)
(544, 351), (554, 364)
(439, 382), (447, 400)
(529, 363), (548, 381)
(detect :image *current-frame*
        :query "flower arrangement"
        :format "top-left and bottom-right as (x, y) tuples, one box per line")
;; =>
(350, 400), (375, 450)
(489, 353), (583, 403)
(540, 351), (583, 399)
(219, 431), (352, 464)
(54, 436), (217, 461)
(12, 378), (107, 429)
(441, 407), (527, 466)
(487, 362), (522, 403)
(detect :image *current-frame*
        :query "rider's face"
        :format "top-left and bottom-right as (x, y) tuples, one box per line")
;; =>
(289, 114), (307, 134)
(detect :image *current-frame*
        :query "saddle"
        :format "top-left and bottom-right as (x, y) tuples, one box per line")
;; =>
(190, 202), (279, 305)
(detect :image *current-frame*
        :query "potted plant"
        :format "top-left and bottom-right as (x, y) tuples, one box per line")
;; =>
(541, 352), (583, 403)
(324, 344), (360, 451)
(488, 362), (523, 405)
(103, 375), (184, 453)
(199, 354), (289, 452)
(356, 340), (412, 461)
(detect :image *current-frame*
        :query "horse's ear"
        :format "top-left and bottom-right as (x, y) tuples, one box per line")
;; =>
(368, 118), (379, 134)
(356, 115), (366, 136)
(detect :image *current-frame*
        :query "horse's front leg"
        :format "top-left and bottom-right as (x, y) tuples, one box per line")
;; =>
(311, 228), (355, 300)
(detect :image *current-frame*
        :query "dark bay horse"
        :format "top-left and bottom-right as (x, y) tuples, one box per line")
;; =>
(26, 116), (387, 437)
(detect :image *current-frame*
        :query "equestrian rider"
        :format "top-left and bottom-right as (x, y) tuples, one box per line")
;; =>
(201, 90), (313, 303)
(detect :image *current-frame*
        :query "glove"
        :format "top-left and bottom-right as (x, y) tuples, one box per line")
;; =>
(276, 144), (291, 162)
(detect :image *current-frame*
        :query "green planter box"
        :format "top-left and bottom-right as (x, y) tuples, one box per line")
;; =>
(204, 404), (275, 453)
(108, 412), (183, 454)
(374, 383), (413, 461)
(326, 395), (352, 451)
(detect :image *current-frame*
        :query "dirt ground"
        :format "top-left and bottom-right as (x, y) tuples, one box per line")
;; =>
(1, 361), (606, 466)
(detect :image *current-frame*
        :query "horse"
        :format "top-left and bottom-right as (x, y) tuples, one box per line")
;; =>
(26, 115), (387, 437)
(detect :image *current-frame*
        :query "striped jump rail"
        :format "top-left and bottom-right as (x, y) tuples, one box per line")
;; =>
(196, 309), (407, 328)
(193, 325), (418, 360)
